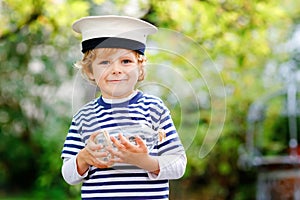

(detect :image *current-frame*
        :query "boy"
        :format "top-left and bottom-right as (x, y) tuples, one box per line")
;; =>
(61, 15), (187, 199)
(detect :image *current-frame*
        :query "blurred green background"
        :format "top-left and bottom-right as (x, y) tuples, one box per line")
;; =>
(1, 0), (300, 199)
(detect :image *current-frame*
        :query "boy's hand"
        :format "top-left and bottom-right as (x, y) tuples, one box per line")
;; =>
(108, 133), (159, 174)
(109, 133), (148, 163)
(76, 132), (113, 175)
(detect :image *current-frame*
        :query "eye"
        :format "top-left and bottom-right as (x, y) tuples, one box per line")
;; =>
(121, 59), (133, 65)
(99, 60), (110, 66)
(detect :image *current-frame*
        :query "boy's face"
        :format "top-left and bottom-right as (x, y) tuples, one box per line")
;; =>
(89, 48), (143, 99)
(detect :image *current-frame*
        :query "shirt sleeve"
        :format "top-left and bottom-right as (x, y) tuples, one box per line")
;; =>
(148, 154), (187, 180)
(61, 156), (89, 185)
(61, 118), (87, 185)
(148, 101), (187, 180)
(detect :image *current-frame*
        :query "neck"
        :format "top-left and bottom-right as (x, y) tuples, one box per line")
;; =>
(102, 91), (138, 104)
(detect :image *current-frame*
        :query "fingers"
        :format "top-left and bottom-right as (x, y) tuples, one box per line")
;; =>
(82, 130), (151, 168)
(93, 150), (108, 158)
(110, 134), (124, 149)
(89, 131), (100, 141)
(86, 131), (102, 152)
(106, 147), (123, 163)
(119, 133), (135, 149)
(85, 148), (114, 168)
(94, 158), (114, 168)
(109, 134), (148, 157)
(84, 131), (114, 168)
(78, 147), (111, 170)
(135, 136), (148, 152)
(110, 134), (127, 150)
(111, 133), (138, 152)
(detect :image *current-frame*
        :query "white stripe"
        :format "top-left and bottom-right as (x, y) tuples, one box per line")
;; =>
(82, 191), (168, 199)
(82, 183), (168, 190)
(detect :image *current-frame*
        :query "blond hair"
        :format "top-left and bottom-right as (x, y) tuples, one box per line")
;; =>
(75, 48), (147, 85)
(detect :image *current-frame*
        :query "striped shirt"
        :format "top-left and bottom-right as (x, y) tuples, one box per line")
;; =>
(61, 91), (187, 199)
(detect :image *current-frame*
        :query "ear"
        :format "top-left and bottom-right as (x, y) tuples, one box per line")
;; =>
(87, 71), (95, 80)
(84, 68), (95, 82)
(138, 66), (145, 81)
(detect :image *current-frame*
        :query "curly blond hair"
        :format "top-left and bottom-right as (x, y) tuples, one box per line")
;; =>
(74, 48), (147, 85)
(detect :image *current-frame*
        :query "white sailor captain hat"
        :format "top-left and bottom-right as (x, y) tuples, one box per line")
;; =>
(72, 15), (158, 55)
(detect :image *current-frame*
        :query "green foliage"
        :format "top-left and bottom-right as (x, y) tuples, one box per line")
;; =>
(0, 0), (88, 198)
(145, 1), (300, 199)
(1, 0), (300, 199)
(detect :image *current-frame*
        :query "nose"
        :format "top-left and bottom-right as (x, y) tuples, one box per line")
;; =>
(110, 62), (122, 75)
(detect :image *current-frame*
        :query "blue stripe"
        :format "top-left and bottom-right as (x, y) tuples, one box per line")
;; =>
(82, 195), (168, 200)
(63, 143), (84, 149)
(149, 107), (163, 118)
(82, 187), (169, 194)
(160, 114), (170, 123)
(82, 120), (101, 129)
(75, 106), (99, 119)
(160, 144), (182, 155)
(91, 173), (149, 179)
(157, 137), (179, 149)
(162, 123), (173, 131)
(68, 128), (79, 133)
(88, 166), (142, 175)
(61, 150), (77, 156)
(66, 136), (81, 142)
(83, 180), (168, 186)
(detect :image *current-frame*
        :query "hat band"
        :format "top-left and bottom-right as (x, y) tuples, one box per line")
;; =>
(81, 37), (146, 54)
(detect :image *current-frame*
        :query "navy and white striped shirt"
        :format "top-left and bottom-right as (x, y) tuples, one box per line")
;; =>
(61, 91), (186, 199)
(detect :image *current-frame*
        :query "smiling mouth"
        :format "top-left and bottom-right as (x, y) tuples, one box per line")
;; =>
(107, 79), (127, 83)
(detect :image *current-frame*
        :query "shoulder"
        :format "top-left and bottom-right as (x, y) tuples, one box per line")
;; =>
(72, 98), (99, 120)
(138, 92), (164, 105)
(137, 92), (169, 113)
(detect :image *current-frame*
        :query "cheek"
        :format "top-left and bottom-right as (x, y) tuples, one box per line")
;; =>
(129, 66), (141, 76)
(92, 69), (107, 82)
(129, 69), (140, 80)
